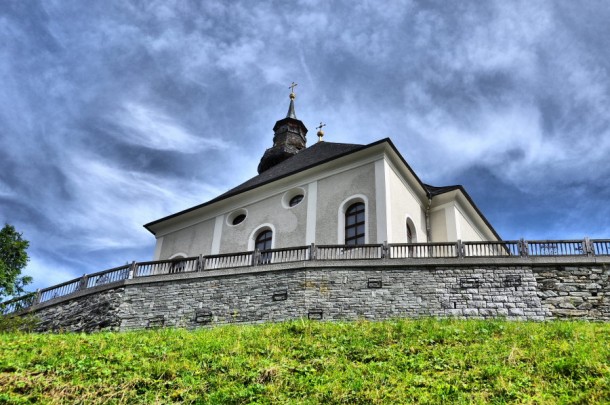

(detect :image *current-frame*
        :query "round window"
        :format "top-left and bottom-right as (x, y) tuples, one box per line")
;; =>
(282, 187), (306, 209)
(289, 194), (304, 207)
(232, 214), (246, 225)
(227, 209), (248, 226)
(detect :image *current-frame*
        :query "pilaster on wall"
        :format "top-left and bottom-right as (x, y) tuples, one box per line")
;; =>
(374, 159), (391, 244)
(305, 181), (318, 245)
(153, 237), (164, 260)
(211, 215), (224, 254)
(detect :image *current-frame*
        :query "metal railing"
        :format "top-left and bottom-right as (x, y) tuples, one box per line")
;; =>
(134, 257), (200, 277)
(527, 240), (587, 256)
(463, 241), (520, 257)
(205, 251), (254, 269)
(389, 242), (458, 258)
(3, 238), (609, 315)
(317, 244), (383, 260)
(0, 292), (37, 315)
(592, 239), (610, 256)
(38, 279), (82, 303)
(87, 264), (131, 287)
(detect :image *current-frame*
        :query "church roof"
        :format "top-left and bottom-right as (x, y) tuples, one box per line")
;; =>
(144, 138), (501, 241)
(221, 141), (366, 198)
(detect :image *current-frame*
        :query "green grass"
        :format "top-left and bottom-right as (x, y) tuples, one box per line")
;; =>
(1, 319), (610, 404)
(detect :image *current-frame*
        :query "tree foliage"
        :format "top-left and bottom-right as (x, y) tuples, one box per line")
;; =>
(0, 224), (32, 300)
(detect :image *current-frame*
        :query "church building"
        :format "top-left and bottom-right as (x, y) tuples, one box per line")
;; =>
(144, 87), (500, 261)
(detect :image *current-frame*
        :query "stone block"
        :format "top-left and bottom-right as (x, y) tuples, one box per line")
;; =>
(552, 309), (588, 317)
(508, 308), (524, 316)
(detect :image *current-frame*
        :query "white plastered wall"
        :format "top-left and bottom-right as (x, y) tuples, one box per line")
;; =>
(385, 159), (427, 243)
(157, 218), (216, 259)
(430, 208), (448, 242)
(315, 162), (377, 245)
(218, 185), (308, 253)
(454, 204), (485, 241)
(430, 202), (487, 242)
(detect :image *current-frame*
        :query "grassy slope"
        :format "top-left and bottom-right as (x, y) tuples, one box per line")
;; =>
(1, 319), (610, 404)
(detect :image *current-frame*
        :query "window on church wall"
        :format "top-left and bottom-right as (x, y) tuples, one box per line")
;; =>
(289, 194), (304, 207)
(406, 218), (417, 257)
(255, 230), (273, 264)
(345, 202), (365, 245)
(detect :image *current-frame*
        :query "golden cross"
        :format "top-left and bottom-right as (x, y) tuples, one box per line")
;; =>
(316, 122), (326, 132)
(289, 82), (298, 93)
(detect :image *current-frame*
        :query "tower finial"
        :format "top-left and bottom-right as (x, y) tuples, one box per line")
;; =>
(316, 122), (326, 142)
(289, 82), (297, 99)
(286, 82), (298, 119)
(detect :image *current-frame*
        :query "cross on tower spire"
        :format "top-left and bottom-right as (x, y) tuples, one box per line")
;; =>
(289, 82), (298, 99)
(286, 81), (298, 119)
(316, 122), (326, 142)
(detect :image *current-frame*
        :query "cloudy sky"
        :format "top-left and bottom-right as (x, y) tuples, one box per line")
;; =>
(1, 0), (610, 291)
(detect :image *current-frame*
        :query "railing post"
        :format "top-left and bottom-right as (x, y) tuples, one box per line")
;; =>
(197, 254), (204, 271)
(456, 240), (464, 258)
(381, 241), (388, 259)
(128, 261), (137, 279)
(310, 243), (316, 260)
(34, 289), (41, 305)
(518, 239), (529, 257)
(78, 274), (89, 290)
(584, 237), (594, 256)
(252, 249), (260, 266)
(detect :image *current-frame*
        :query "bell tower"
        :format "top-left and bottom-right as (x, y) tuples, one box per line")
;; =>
(257, 83), (308, 174)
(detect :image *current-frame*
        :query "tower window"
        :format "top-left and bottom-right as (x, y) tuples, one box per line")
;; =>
(345, 202), (365, 245)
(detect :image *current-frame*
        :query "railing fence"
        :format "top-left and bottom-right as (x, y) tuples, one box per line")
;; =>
(3, 238), (610, 315)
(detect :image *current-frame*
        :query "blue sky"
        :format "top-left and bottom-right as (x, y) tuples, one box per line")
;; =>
(1, 1), (610, 291)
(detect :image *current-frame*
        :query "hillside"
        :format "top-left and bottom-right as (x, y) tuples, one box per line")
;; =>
(1, 319), (609, 404)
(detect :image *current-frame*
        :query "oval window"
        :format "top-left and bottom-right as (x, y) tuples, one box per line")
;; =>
(232, 214), (246, 225)
(227, 209), (248, 226)
(289, 194), (304, 207)
(281, 187), (306, 209)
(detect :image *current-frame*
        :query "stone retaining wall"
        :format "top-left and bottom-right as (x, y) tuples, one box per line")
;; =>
(34, 288), (125, 332)
(22, 259), (610, 332)
(533, 265), (610, 320)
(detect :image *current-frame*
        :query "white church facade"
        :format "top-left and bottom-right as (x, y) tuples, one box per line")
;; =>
(144, 89), (500, 261)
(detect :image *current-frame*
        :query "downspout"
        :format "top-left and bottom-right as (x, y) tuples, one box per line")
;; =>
(425, 191), (432, 242)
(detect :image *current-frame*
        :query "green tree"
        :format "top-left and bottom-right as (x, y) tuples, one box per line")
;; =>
(0, 224), (32, 300)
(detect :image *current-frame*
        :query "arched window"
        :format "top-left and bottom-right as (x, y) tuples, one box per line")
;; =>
(255, 229), (273, 264)
(406, 218), (417, 258)
(407, 222), (414, 244)
(168, 253), (187, 274)
(345, 202), (365, 245)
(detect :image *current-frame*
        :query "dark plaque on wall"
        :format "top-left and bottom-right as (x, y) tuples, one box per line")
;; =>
(272, 289), (288, 301)
(147, 315), (165, 329)
(194, 309), (213, 324)
(459, 278), (481, 289)
(367, 278), (383, 289)
(503, 275), (522, 288)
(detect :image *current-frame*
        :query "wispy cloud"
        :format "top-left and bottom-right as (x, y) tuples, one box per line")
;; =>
(114, 102), (229, 153)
